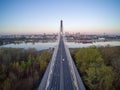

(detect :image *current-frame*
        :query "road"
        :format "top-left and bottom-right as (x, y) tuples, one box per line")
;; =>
(48, 35), (74, 90)
(38, 20), (86, 90)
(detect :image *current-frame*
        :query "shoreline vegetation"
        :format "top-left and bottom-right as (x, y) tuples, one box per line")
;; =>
(0, 48), (52, 90)
(71, 46), (120, 90)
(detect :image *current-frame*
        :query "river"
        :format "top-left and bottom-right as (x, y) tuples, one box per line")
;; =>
(0, 41), (120, 51)
(66, 41), (120, 48)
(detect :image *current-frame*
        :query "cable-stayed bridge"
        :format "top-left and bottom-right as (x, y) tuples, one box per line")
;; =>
(38, 20), (86, 90)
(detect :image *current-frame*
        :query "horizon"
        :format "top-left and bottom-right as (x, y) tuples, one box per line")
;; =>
(0, 31), (120, 36)
(0, 0), (120, 35)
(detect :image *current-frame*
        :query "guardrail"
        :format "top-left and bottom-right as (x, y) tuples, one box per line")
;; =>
(38, 34), (60, 90)
(63, 36), (86, 90)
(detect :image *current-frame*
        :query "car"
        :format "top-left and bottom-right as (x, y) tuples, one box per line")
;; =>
(62, 58), (64, 61)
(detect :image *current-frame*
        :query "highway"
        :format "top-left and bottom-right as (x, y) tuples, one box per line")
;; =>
(48, 35), (74, 90)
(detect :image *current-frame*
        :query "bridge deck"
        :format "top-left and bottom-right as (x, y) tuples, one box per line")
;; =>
(38, 35), (86, 90)
(48, 36), (74, 90)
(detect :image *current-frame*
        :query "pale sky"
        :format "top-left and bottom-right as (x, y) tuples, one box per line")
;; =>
(0, 0), (120, 34)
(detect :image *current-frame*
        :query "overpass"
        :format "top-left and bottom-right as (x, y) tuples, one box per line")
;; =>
(38, 20), (86, 90)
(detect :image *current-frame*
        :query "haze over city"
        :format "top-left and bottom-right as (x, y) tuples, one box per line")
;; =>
(0, 0), (120, 34)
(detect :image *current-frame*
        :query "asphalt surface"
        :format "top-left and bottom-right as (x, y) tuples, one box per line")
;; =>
(49, 36), (74, 90)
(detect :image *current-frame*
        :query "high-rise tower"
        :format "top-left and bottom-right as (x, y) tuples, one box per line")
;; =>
(60, 20), (63, 34)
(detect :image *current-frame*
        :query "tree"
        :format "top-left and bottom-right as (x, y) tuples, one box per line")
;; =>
(20, 61), (26, 71)
(74, 48), (102, 73)
(111, 57), (120, 90)
(99, 46), (117, 66)
(85, 65), (114, 90)
(2, 78), (11, 90)
(72, 47), (115, 90)
(0, 48), (51, 90)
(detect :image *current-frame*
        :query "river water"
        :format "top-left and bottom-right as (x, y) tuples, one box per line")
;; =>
(0, 41), (120, 51)
(65, 41), (120, 48)
(0, 42), (58, 51)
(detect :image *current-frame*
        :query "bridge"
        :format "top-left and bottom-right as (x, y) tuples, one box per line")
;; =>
(38, 20), (86, 90)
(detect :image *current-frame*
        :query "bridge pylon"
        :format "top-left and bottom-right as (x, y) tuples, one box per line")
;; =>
(60, 20), (63, 35)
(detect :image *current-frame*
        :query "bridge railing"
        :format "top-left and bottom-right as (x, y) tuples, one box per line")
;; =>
(38, 34), (60, 90)
(63, 36), (86, 90)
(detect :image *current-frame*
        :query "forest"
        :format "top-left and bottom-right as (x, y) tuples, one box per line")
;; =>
(0, 48), (51, 90)
(71, 46), (120, 90)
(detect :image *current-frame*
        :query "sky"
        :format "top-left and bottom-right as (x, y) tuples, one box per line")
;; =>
(0, 0), (120, 34)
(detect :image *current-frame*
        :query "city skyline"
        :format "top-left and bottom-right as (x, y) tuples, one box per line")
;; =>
(0, 0), (120, 35)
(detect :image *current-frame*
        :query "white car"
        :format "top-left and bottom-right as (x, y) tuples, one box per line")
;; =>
(62, 58), (64, 61)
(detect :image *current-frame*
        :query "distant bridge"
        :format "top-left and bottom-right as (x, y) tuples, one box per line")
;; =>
(38, 20), (86, 90)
